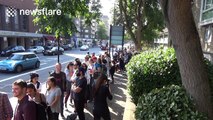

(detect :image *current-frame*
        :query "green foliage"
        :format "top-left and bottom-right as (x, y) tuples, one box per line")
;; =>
(34, 0), (101, 37)
(97, 21), (108, 40)
(118, 0), (165, 43)
(135, 85), (208, 120)
(126, 47), (181, 104)
(127, 46), (213, 105)
(205, 59), (213, 103)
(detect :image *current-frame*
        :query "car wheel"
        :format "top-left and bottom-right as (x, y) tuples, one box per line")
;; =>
(35, 61), (40, 68)
(15, 65), (22, 73)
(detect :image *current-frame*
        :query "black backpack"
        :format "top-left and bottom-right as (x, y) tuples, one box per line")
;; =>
(35, 102), (47, 120)
(66, 113), (77, 120)
(35, 94), (53, 120)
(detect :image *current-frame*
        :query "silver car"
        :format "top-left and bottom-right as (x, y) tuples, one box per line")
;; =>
(27, 46), (45, 53)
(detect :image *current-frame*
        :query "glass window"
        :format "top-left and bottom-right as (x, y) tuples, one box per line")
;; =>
(201, 0), (213, 25)
(14, 10), (19, 30)
(5, 7), (10, 23)
(206, 0), (213, 10)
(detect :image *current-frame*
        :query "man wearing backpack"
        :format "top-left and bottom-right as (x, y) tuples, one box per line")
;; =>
(13, 79), (37, 120)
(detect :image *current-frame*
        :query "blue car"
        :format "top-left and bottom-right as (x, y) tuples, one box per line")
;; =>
(0, 52), (40, 73)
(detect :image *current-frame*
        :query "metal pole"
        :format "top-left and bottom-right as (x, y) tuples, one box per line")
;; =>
(109, 25), (112, 58)
(122, 26), (125, 51)
(57, 37), (60, 63)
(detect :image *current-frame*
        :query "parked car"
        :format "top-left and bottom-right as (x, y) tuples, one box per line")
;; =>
(27, 46), (45, 53)
(1, 46), (25, 57)
(43, 46), (64, 55)
(61, 44), (72, 50)
(100, 45), (109, 50)
(43, 45), (53, 50)
(80, 45), (89, 51)
(0, 52), (40, 73)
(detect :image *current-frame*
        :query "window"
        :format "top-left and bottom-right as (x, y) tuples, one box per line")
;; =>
(85, 35), (89, 38)
(14, 10), (19, 30)
(5, 7), (10, 24)
(200, 0), (213, 25)
(205, 26), (212, 42)
(21, 15), (28, 31)
(28, 54), (36, 58)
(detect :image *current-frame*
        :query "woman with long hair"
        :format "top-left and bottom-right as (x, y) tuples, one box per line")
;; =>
(46, 77), (62, 120)
(93, 74), (113, 120)
(64, 62), (74, 107)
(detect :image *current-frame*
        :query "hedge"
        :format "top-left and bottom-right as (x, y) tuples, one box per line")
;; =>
(135, 85), (207, 120)
(126, 47), (181, 104)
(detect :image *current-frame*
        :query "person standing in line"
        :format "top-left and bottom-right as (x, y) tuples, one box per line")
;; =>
(50, 63), (66, 118)
(72, 67), (87, 120)
(0, 92), (13, 120)
(46, 77), (62, 120)
(64, 62), (74, 107)
(29, 73), (42, 92)
(109, 61), (116, 84)
(82, 63), (91, 102)
(93, 74), (113, 120)
(105, 53), (111, 79)
(88, 58), (95, 102)
(26, 83), (46, 104)
(13, 79), (36, 120)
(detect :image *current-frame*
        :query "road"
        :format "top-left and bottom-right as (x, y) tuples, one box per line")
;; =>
(0, 47), (105, 98)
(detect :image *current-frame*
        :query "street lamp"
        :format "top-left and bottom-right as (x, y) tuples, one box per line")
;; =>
(55, 0), (61, 63)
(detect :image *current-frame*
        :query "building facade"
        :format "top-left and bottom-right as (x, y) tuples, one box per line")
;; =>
(0, 0), (44, 51)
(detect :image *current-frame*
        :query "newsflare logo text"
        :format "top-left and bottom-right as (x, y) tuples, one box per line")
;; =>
(6, 6), (62, 17)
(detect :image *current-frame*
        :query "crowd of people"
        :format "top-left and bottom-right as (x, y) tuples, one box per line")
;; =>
(0, 48), (134, 120)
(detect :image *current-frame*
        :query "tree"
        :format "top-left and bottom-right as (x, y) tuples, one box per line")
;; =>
(33, 0), (101, 38)
(118, 0), (164, 51)
(111, 3), (123, 26)
(159, 0), (213, 119)
(97, 21), (108, 40)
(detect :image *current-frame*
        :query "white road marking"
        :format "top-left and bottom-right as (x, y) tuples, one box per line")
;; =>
(0, 60), (70, 83)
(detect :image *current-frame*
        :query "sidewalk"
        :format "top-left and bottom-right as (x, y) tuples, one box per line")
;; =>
(9, 72), (135, 120)
(61, 72), (129, 120)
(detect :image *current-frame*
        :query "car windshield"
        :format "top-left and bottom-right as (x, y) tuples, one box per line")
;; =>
(52, 47), (58, 50)
(8, 54), (23, 60)
(30, 46), (37, 49)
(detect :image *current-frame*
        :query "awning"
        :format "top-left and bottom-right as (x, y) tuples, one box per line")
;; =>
(0, 30), (43, 38)
(43, 35), (56, 40)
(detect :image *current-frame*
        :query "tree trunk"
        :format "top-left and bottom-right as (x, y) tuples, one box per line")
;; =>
(135, 19), (142, 51)
(160, 0), (213, 119)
